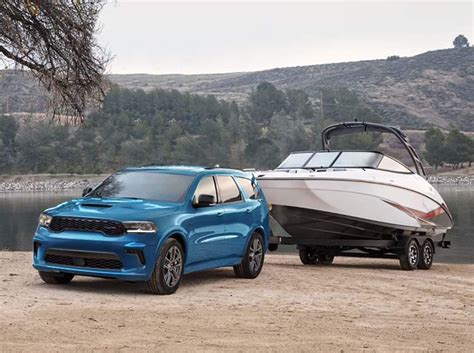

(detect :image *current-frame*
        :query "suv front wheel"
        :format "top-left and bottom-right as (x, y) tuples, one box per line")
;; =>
(38, 271), (74, 284)
(146, 238), (184, 295)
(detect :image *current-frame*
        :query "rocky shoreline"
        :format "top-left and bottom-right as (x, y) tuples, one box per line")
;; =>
(0, 174), (106, 193)
(0, 173), (472, 193)
(427, 175), (474, 185)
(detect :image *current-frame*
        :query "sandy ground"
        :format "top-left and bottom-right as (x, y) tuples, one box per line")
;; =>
(0, 252), (472, 352)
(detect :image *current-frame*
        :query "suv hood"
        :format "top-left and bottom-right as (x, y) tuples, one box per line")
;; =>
(44, 197), (179, 221)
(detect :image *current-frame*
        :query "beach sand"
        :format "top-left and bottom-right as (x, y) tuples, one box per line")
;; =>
(0, 252), (472, 352)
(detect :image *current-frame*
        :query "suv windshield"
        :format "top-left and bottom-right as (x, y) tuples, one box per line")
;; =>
(88, 171), (195, 202)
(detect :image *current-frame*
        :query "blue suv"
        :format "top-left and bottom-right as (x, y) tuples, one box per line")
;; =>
(33, 166), (270, 294)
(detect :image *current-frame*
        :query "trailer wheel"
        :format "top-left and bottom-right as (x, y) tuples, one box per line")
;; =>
(399, 238), (419, 271)
(268, 243), (278, 252)
(299, 248), (319, 265)
(417, 240), (434, 270)
(319, 254), (334, 265)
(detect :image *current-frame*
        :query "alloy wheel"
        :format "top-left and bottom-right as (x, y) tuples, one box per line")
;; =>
(248, 237), (263, 273)
(163, 245), (183, 287)
(408, 243), (418, 266)
(423, 243), (433, 265)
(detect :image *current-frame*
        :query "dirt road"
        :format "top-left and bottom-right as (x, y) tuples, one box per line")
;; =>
(1, 252), (472, 352)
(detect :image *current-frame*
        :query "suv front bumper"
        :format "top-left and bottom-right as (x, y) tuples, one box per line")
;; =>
(33, 226), (159, 281)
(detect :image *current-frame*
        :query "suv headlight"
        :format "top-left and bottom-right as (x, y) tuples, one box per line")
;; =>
(38, 213), (52, 227)
(123, 221), (157, 234)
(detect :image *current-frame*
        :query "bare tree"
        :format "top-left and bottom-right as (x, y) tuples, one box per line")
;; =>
(0, 0), (110, 122)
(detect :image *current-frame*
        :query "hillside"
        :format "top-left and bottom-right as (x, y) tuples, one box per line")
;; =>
(110, 48), (474, 130)
(0, 70), (49, 114)
(1, 47), (473, 130)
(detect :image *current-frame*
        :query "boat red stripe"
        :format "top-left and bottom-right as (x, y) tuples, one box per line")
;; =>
(384, 201), (445, 223)
(409, 206), (445, 219)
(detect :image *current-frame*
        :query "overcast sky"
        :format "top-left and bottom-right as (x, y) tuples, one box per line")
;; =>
(98, 1), (474, 75)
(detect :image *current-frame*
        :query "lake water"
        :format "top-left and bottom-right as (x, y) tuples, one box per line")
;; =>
(0, 185), (472, 263)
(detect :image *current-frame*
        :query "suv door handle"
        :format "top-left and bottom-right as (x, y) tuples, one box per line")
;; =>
(245, 208), (251, 213)
(217, 211), (224, 217)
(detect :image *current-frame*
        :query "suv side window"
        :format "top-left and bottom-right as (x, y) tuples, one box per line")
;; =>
(193, 176), (218, 205)
(236, 177), (258, 199)
(216, 176), (242, 203)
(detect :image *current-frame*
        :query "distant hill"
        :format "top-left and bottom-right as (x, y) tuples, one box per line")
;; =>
(1, 47), (473, 130)
(0, 70), (48, 114)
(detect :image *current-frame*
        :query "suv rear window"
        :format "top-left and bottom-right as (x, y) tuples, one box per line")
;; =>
(236, 177), (258, 199)
(216, 176), (242, 203)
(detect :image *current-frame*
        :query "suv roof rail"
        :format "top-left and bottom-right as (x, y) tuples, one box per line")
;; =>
(204, 164), (221, 169)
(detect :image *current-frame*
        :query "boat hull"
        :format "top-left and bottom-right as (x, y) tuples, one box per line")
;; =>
(259, 172), (453, 246)
(270, 205), (446, 248)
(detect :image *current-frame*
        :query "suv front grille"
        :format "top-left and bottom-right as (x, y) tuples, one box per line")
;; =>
(44, 250), (123, 270)
(49, 217), (125, 236)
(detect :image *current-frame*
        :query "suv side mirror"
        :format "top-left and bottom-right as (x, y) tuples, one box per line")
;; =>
(82, 187), (93, 197)
(194, 194), (215, 208)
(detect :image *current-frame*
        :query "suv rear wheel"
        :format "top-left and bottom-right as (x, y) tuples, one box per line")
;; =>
(234, 232), (265, 279)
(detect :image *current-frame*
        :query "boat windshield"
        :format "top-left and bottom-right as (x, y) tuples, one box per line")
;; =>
(305, 152), (340, 168)
(332, 152), (383, 168)
(276, 151), (409, 171)
(277, 152), (314, 169)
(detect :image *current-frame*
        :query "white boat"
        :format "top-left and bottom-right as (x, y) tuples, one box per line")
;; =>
(257, 122), (453, 270)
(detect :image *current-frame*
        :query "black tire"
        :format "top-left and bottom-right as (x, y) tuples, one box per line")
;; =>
(418, 240), (434, 270)
(319, 254), (335, 265)
(299, 248), (311, 265)
(299, 248), (319, 265)
(38, 271), (74, 284)
(234, 232), (265, 279)
(146, 238), (184, 295)
(268, 243), (278, 252)
(399, 238), (420, 271)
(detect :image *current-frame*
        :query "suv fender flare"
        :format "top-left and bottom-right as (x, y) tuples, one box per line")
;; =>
(247, 226), (268, 250)
(155, 228), (188, 261)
